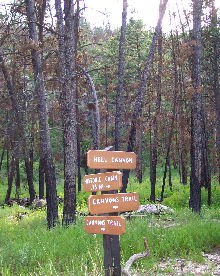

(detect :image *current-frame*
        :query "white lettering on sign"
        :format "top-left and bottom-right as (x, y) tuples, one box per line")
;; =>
(83, 171), (122, 192)
(86, 218), (122, 227)
(105, 174), (118, 182)
(92, 197), (119, 205)
(87, 150), (136, 169)
(88, 193), (139, 214)
(112, 157), (133, 163)
(107, 219), (122, 227)
(89, 184), (104, 191)
(85, 176), (102, 184)
(94, 156), (107, 163)
(121, 195), (138, 202)
(86, 219), (106, 226)
(85, 216), (126, 235)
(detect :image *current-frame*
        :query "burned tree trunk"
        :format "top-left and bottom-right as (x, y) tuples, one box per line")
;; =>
(210, 1), (220, 184)
(160, 29), (179, 202)
(150, 27), (162, 201)
(189, 0), (210, 212)
(25, 0), (58, 227)
(0, 146), (5, 173)
(121, 0), (168, 192)
(115, 0), (127, 151)
(5, 148), (15, 204)
(55, 0), (79, 225)
(0, 53), (36, 203)
(175, 28), (188, 185)
(79, 66), (100, 150)
(39, 157), (45, 199)
(136, 119), (143, 183)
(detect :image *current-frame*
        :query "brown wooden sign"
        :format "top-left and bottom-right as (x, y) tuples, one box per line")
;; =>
(87, 150), (136, 170)
(88, 192), (139, 215)
(83, 171), (122, 192)
(85, 216), (126, 235)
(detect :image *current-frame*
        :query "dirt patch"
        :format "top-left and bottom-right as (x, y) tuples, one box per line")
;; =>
(154, 249), (220, 275)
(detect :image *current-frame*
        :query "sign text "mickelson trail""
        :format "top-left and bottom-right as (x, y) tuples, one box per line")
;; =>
(87, 150), (136, 169)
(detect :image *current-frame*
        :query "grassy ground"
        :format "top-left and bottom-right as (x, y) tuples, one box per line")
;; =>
(0, 169), (220, 275)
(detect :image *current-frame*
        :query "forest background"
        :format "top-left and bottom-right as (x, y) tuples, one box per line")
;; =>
(0, 0), (220, 273)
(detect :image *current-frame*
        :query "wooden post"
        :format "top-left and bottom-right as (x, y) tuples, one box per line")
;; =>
(103, 234), (121, 276)
(85, 147), (138, 276)
(99, 147), (121, 276)
(102, 148), (121, 275)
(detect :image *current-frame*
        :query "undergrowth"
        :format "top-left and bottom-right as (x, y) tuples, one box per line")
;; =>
(0, 168), (220, 275)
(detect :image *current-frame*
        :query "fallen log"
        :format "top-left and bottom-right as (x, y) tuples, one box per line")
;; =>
(122, 237), (149, 276)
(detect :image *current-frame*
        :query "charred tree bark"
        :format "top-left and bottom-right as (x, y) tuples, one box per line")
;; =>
(178, 71), (188, 184)
(136, 120), (143, 183)
(78, 66), (100, 150)
(0, 53), (36, 203)
(55, 0), (78, 225)
(25, 0), (58, 227)
(160, 29), (179, 202)
(6, 149), (9, 178)
(175, 9), (190, 185)
(150, 27), (162, 202)
(121, 0), (168, 192)
(5, 150), (15, 204)
(14, 141), (20, 199)
(39, 157), (45, 199)
(189, 0), (210, 212)
(210, 1), (220, 184)
(105, 66), (109, 147)
(77, 92), (81, 193)
(115, 0), (127, 151)
(75, 0), (81, 193)
(0, 146), (5, 173)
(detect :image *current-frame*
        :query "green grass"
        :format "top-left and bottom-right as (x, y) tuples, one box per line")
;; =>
(122, 215), (220, 273)
(0, 168), (220, 275)
(0, 205), (219, 275)
(0, 206), (104, 275)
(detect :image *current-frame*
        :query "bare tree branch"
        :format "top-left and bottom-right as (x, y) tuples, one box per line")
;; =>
(122, 237), (149, 276)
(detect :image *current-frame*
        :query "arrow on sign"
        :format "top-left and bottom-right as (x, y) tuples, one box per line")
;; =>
(85, 216), (126, 235)
(88, 193), (139, 214)
(106, 185), (111, 188)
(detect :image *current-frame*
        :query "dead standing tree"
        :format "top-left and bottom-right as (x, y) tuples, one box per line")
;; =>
(25, 0), (58, 227)
(189, 0), (211, 212)
(160, 28), (179, 202)
(149, 26), (162, 202)
(55, 0), (79, 225)
(115, 0), (127, 151)
(0, 53), (36, 203)
(210, 0), (220, 184)
(121, 0), (169, 192)
(78, 66), (100, 151)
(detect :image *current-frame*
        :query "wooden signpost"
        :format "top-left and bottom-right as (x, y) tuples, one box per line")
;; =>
(84, 149), (139, 276)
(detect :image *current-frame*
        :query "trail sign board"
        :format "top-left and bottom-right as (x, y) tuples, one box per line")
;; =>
(87, 150), (136, 170)
(83, 171), (122, 192)
(88, 192), (139, 215)
(85, 216), (126, 235)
